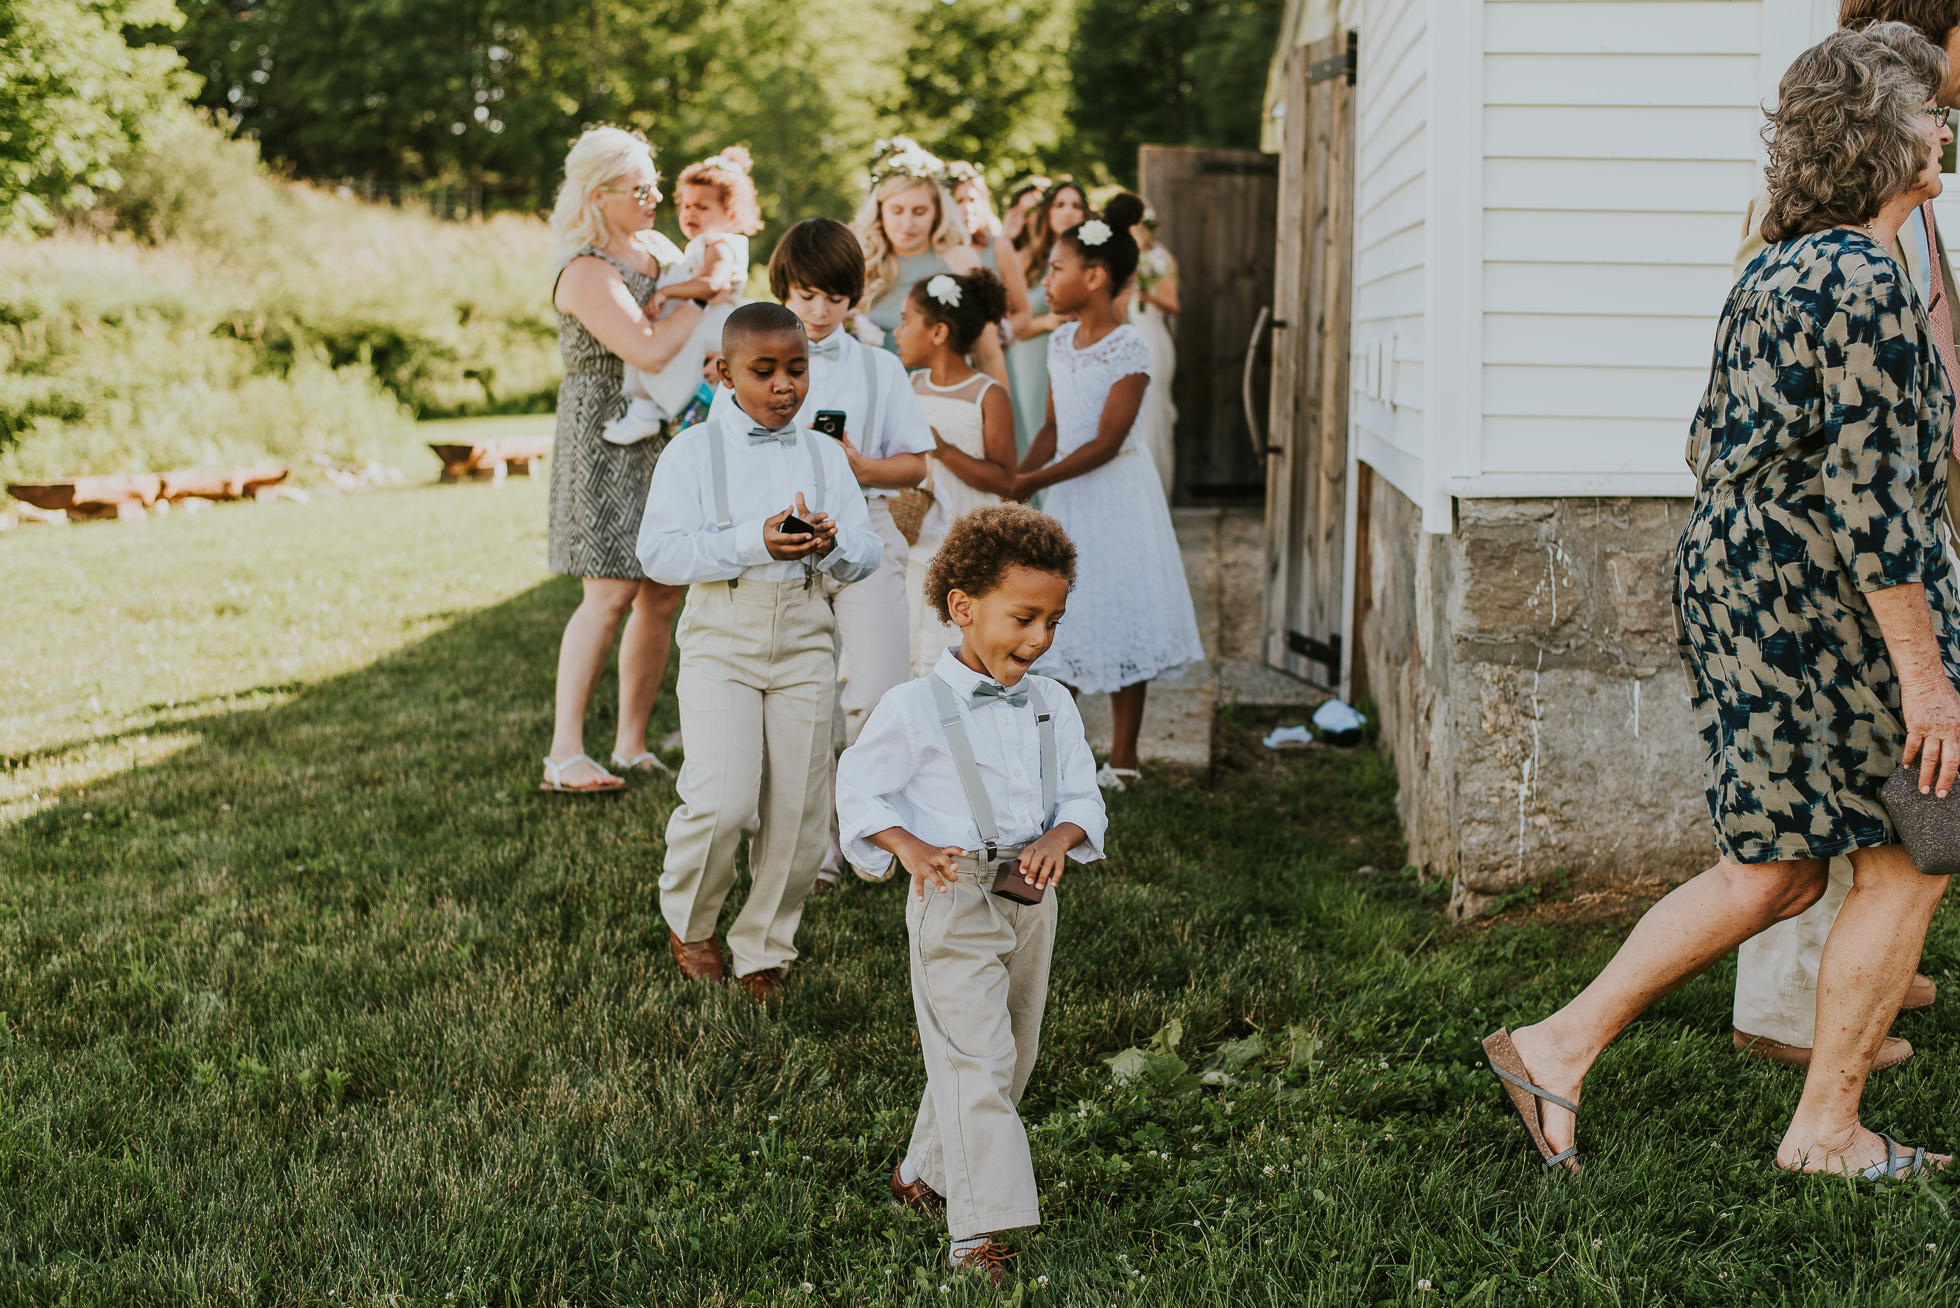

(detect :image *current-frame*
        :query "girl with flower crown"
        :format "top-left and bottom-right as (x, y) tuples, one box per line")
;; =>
(1015, 193), (1205, 791)
(851, 138), (1011, 390)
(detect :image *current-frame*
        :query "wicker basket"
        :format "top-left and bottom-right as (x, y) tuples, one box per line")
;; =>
(889, 466), (935, 547)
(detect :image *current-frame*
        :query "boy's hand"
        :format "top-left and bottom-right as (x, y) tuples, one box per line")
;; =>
(1018, 824), (1085, 891)
(764, 497), (822, 560)
(795, 491), (838, 557)
(893, 832), (963, 901)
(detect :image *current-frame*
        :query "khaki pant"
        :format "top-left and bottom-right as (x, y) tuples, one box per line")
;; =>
(1734, 857), (1853, 1046)
(904, 850), (1056, 1241)
(822, 497), (911, 876)
(661, 579), (835, 978)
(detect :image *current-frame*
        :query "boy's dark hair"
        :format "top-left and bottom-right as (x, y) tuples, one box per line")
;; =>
(1841, 0), (1960, 45)
(768, 218), (866, 303)
(908, 267), (1010, 353)
(925, 504), (1076, 623)
(722, 301), (806, 355)
(1058, 192), (1146, 290)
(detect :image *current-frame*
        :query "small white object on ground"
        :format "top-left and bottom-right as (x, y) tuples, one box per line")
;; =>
(1311, 699), (1367, 734)
(1262, 725), (1314, 749)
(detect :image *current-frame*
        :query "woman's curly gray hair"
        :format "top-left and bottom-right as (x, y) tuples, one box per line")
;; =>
(1760, 22), (1946, 244)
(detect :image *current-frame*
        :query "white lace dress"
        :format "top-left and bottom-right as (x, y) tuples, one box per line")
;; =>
(907, 372), (1004, 674)
(1034, 323), (1205, 693)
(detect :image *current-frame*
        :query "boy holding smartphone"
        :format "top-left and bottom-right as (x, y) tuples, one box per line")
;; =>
(638, 303), (883, 1000)
(711, 218), (937, 886)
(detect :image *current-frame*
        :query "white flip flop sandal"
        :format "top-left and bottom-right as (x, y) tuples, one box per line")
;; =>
(540, 754), (626, 793)
(611, 750), (675, 777)
(1096, 763), (1141, 792)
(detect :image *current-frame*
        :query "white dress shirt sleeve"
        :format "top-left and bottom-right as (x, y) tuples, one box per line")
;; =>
(636, 427), (754, 585)
(835, 688), (921, 877)
(875, 350), (937, 458)
(1043, 681), (1109, 863)
(813, 436), (885, 582)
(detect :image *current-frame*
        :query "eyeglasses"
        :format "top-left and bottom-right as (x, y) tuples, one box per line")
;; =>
(604, 182), (659, 204)
(1922, 106), (1952, 126)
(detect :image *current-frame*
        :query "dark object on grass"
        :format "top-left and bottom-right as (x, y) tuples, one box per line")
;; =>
(1880, 764), (1960, 876)
(428, 437), (550, 484)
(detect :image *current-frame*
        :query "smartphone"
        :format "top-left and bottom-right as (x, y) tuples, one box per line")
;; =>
(780, 513), (819, 536)
(811, 410), (848, 440)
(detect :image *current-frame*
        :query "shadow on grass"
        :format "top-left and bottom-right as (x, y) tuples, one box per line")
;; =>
(6, 579), (1960, 1304)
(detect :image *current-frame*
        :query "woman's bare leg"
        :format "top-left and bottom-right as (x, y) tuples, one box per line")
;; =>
(1108, 681), (1148, 770)
(1779, 844), (1949, 1172)
(1508, 855), (1826, 1157)
(614, 580), (684, 758)
(547, 577), (639, 785)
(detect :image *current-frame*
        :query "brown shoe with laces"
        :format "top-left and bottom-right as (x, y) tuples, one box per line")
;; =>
(950, 1237), (1015, 1287)
(889, 1162), (943, 1211)
(739, 967), (786, 1002)
(668, 930), (724, 981)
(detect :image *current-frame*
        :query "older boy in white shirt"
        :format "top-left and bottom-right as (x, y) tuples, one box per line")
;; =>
(712, 219), (938, 888)
(639, 303), (883, 1000)
(836, 504), (1105, 1284)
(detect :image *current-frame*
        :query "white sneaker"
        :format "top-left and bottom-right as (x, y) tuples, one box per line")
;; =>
(1096, 763), (1141, 791)
(600, 413), (669, 446)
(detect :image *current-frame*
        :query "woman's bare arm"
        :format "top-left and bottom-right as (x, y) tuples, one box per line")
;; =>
(554, 256), (704, 373)
(1867, 580), (1960, 796)
(996, 235), (1032, 338)
(1148, 272), (1181, 316)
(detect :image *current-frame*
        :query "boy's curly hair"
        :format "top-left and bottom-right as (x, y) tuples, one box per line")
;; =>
(924, 504), (1076, 623)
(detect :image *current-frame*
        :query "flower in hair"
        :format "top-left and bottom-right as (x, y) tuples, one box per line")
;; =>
(1077, 219), (1112, 247)
(867, 135), (946, 189)
(698, 152), (748, 174)
(926, 274), (962, 307)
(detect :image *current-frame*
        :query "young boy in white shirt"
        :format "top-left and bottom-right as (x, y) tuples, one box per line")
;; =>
(638, 303), (883, 1000)
(835, 504), (1106, 1283)
(712, 219), (937, 889)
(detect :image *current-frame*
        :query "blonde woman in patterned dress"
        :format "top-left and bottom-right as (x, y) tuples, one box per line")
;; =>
(1486, 26), (1960, 1180)
(542, 127), (712, 794)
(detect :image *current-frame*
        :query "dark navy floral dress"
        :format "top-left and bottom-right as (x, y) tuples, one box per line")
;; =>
(1678, 228), (1960, 862)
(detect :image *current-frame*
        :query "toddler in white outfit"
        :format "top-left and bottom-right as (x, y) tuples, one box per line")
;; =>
(605, 148), (763, 447)
(836, 503), (1106, 1284)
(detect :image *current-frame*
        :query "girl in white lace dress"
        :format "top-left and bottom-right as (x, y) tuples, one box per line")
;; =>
(892, 267), (1019, 673)
(1015, 193), (1205, 790)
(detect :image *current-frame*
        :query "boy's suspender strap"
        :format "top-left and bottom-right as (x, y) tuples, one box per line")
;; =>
(860, 340), (881, 453)
(1027, 682), (1058, 828)
(708, 428), (734, 530)
(800, 429), (826, 511)
(931, 676), (1001, 862)
(930, 674), (1056, 863)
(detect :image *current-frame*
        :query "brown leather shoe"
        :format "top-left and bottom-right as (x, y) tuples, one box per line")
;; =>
(668, 930), (724, 981)
(950, 1237), (1015, 1287)
(739, 967), (786, 1001)
(1903, 972), (1938, 1011)
(1734, 1028), (1913, 1072)
(890, 1162), (943, 1211)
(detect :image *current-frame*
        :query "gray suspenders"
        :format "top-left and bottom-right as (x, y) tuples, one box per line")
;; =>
(929, 675), (1058, 865)
(859, 337), (880, 453)
(706, 424), (828, 585)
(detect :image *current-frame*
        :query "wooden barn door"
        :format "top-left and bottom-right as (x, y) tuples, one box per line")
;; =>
(1137, 145), (1278, 504)
(1262, 31), (1357, 687)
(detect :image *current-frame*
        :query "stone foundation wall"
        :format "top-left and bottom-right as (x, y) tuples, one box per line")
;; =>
(1357, 475), (1714, 917)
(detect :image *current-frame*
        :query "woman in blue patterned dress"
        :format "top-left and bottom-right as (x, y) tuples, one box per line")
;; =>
(1486, 26), (1960, 1179)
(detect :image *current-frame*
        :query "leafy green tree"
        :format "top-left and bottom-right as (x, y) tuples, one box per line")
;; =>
(0, 0), (191, 232)
(881, 0), (1072, 189)
(1066, 0), (1282, 185)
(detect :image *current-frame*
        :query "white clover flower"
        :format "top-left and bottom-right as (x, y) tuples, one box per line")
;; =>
(1592, 1238), (1602, 1250)
(801, 1283), (815, 1294)
(1262, 1165), (1276, 1176)
(1076, 219), (1112, 246)
(1416, 1280), (1432, 1292)
(1037, 1274), (1049, 1286)
(769, 1115), (781, 1122)
(939, 1286), (951, 1295)
(1929, 1243), (1939, 1252)
(927, 275), (962, 307)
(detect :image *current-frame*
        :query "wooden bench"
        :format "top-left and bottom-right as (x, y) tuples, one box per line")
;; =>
(428, 437), (552, 485)
(7, 467), (289, 521)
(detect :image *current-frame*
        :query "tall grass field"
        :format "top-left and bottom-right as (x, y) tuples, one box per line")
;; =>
(6, 472), (1960, 1304)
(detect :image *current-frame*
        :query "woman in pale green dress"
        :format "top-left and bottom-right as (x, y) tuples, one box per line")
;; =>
(1006, 180), (1088, 453)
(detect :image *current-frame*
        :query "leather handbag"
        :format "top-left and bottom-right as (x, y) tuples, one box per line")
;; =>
(1880, 764), (1960, 876)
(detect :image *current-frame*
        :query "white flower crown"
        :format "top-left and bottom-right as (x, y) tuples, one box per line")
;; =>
(1076, 219), (1112, 247)
(926, 274), (962, 307)
(696, 152), (749, 175)
(867, 135), (946, 190)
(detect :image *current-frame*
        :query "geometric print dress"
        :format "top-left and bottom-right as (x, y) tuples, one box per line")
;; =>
(1676, 227), (1960, 863)
(547, 247), (664, 580)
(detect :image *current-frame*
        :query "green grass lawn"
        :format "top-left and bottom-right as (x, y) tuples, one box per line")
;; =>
(6, 459), (1960, 1306)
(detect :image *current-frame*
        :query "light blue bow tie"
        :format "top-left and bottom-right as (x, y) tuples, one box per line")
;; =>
(809, 333), (845, 361)
(747, 425), (799, 446)
(970, 681), (1030, 709)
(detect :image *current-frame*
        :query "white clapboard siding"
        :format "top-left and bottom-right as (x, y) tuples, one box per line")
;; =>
(1483, 364), (1711, 421)
(1484, 261), (1734, 317)
(1480, 416), (1693, 475)
(1351, 0), (1430, 492)
(1485, 210), (1745, 264)
(1483, 1), (1761, 55)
